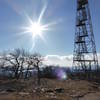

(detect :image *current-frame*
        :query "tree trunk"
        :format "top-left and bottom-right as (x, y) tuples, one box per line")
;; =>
(15, 66), (20, 80)
(37, 66), (40, 85)
(25, 65), (30, 79)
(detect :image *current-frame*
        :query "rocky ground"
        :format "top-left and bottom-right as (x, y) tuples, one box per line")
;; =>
(0, 78), (100, 100)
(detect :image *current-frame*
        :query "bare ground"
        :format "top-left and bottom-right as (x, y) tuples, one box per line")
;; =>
(0, 78), (100, 100)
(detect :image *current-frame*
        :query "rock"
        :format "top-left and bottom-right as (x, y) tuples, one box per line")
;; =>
(70, 94), (84, 98)
(0, 91), (8, 94)
(46, 92), (57, 99)
(33, 89), (36, 93)
(46, 90), (54, 93)
(6, 89), (15, 92)
(55, 88), (64, 93)
(41, 88), (45, 92)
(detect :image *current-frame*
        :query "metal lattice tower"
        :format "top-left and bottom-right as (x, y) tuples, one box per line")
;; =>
(73, 0), (98, 72)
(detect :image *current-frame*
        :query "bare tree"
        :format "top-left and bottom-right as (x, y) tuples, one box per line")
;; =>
(24, 53), (34, 79)
(18, 49), (26, 78)
(24, 53), (43, 85)
(3, 49), (25, 79)
(0, 55), (6, 76)
(31, 53), (43, 85)
(1, 49), (43, 83)
(0, 56), (5, 68)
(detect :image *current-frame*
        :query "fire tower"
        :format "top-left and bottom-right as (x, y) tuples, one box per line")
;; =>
(73, 0), (98, 72)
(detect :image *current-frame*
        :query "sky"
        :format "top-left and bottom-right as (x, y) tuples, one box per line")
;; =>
(0, 0), (100, 67)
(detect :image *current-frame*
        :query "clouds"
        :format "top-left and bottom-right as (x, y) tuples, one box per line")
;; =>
(97, 53), (100, 64)
(43, 53), (100, 67)
(43, 55), (73, 67)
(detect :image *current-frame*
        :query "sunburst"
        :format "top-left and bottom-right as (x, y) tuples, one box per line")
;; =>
(18, 4), (60, 51)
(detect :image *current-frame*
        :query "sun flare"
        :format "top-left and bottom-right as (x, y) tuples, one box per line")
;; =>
(26, 22), (45, 38)
(19, 4), (59, 51)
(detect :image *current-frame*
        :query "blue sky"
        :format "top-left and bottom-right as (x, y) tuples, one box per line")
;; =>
(0, 0), (100, 56)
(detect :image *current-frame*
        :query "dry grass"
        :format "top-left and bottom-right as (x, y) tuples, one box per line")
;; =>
(0, 78), (100, 100)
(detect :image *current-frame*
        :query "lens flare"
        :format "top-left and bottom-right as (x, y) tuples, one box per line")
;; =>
(55, 68), (67, 80)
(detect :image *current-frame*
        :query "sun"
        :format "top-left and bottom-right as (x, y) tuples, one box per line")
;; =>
(18, 4), (59, 51)
(20, 4), (58, 40)
(27, 22), (45, 38)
